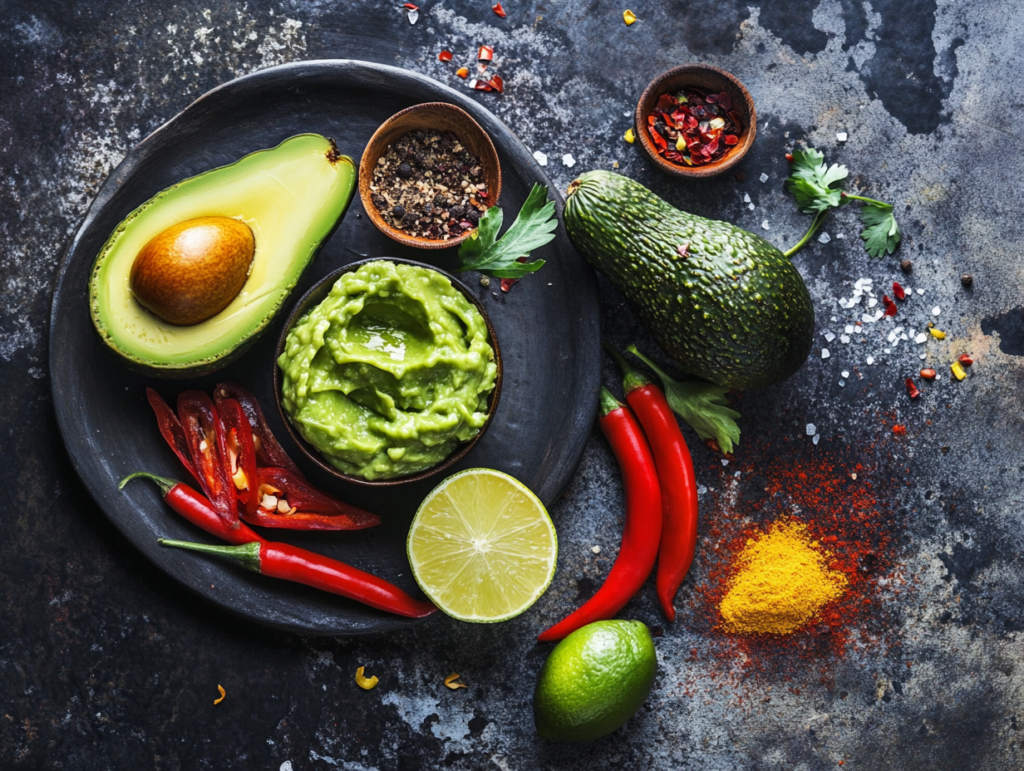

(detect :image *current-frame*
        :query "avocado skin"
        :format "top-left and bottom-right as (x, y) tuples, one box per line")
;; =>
(564, 171), (814, 390)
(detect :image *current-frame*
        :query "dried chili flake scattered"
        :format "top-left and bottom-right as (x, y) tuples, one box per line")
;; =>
(929, 328), (946, 339)
(444, 673), (468, 690)
(644, 88), (743, 167)
(623, 9), (637, 25)
(488, 74), (504, 94)
(920, 368), (937, 380)
(958, 353), (974, 367)
(355, 666), (379, 690)
(403, 2), (419, 8)
(469, 79), (493, 92)
(892, 281), (906, 300)
(439, 50), (453, 62)
(882, 295), (897, 317)
(492, 3), (507, 17)
(892, 424), (907, 436)
(951, 361), (966, 381)
(455, 67), (469, 79)
(214, 684), (226, 705)
(904, 378), (920, 399)
(477, 45), (494, 62)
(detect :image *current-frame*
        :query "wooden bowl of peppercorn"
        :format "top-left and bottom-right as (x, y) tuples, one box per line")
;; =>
(359, 102), (502, 249)
(635, 64), (757, 179)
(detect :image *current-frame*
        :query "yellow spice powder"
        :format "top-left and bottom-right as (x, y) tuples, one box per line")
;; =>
(719, 520), (848, 635)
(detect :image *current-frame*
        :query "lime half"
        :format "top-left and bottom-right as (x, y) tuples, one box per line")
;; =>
(407, 468), (557, 623)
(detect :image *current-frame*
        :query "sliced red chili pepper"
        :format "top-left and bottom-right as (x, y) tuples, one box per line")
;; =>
(248, 467), (380, 531)
(958, 353), (974, 367)
(177, 391), (238, 527)
(607, 345), (698, 622)
(537, 388), (662, 641)
(477, 45), (494, 62)
(488, 74), (504, 93)
(439, 49), (453, 62)
(892, 281), (906, 300)
(904, 378), (920, 399)
(122, 473), (436, 618)
(882, 295), (898, 317)
(213, 382), (304, 478)
(215, 398), (260, 519)
(146, 388), (198, 483)
(492, 3), (507, 17)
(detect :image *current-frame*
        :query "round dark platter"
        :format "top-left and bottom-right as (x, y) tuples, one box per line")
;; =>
(49, 60), (601, 636)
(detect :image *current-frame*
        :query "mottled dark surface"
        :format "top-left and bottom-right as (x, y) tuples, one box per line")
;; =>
(3, 1), (1023, 769)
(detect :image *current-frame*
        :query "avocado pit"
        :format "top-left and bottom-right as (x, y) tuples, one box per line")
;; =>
(129, 216), (255, 326)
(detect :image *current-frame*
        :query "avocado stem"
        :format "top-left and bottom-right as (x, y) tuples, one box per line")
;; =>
(783, 210), (829, 259)
(603, 342), (651, 394)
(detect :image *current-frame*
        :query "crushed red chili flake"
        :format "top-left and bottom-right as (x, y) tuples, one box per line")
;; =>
(500, 258), (528, 293)
(904, 378), (920, 399)
(492, 3), (507, 17)
(403, 3), (419, 9)
(644, 88), (743, 167)
(958, 353), (974, 367)
(488, 74), (504, 93)
(892, 281), (906, 300)
(455, 67), (469, 79)
(478, 45), (494, 62)
(439, 50), (453, 62)
(892, 424), (907, 436)
(470, 79), (493, 92)
(882, 295), (898, 317)
(920, 368), (937, 380)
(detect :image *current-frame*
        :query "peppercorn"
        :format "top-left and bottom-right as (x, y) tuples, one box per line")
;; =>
(392, 204), (405, 218)
(397, 163), (414, 179)
(371, 193), (386, 209)
(402, 211), (418, 226)
(961, 273), (973, 288)
(412, 130), (425, 140)
(465, 210), (480, 225)
(900, 260), (913, 273)
(449, 204), (465, 220)
(433, 193), (448, 208)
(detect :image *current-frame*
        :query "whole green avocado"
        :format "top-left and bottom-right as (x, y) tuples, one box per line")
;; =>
(564, 171), (814, 390)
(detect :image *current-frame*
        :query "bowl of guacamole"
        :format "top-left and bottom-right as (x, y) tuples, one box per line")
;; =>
(274, 258), (501, 484)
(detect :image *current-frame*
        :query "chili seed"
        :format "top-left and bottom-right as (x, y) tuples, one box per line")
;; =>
(900, 260), (913, 273)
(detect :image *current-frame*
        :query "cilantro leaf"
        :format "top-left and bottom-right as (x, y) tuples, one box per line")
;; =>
(860, 202), (901, 258)
(457, 183), (556, 279)
(784, 148), (848, 214)
(628, 346), (741, 454)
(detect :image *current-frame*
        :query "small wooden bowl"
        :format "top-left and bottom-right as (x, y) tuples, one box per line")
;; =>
(358, 103), (502, 249)
(273, 258), (503, 487)
(635, 64), (757, 179)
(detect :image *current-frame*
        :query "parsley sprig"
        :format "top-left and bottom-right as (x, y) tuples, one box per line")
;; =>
(457, 183), (556, 278)
(783, 148), (901, 259)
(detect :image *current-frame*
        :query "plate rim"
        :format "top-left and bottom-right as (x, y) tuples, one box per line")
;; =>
(48, 59), (601, 636)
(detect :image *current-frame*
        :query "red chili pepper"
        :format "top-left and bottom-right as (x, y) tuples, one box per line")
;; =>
(477, 45), (494, 62)
(146, 388), (198, 483)
(882, 295), (898, 317)
(215, 398), (260, 519)
(537, 388), (662, 641)
(120, 473), (436, 618)
(904, 378), (920, 399)
(438, 49), (453, 62)
(892, 281), (906, 300)
(248, 466), (380, 531)
(177, 390), (239, 526)
(605, 345), (699, 622)
(492, 3), (507, 17)
(213, 382), (304, 478)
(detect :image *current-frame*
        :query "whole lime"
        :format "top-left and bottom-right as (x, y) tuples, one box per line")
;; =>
(533, 620), (657, 742)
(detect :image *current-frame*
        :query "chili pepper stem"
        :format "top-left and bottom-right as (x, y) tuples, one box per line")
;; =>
(603, 342), (651, 394)
(120, 471), (179, 496)
(157, 538), (263, 572)
(599, 386), (623, 417)
(783, 209), (829, 259)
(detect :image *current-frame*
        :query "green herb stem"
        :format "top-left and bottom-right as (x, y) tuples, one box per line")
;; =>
(841, 193), (891, 209)
(783, 210), (829, 259)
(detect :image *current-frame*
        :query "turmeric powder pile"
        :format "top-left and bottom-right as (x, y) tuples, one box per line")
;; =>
(719, 520), (848, 635)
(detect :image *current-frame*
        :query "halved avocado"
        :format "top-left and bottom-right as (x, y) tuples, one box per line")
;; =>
(89, 133), (356, 376)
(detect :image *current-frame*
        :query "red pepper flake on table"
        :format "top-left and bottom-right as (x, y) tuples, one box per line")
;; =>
(369, 130), (489, 241)
(645, 89), (744, 167)
(492, 3), (507, 18)
(438, 49), (453, 62)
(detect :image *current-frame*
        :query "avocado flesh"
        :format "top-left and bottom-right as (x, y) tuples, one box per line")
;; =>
(89, 134), (356, 375)
(564, 170), (814, 390)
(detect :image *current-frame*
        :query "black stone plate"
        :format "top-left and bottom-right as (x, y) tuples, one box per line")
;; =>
(49, 60), (601, 636)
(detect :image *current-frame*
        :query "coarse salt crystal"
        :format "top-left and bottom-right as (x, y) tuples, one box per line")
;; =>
(591, 545), (601, 554)
(836, 233), (846, 239)
(734, 471), (741, 478)
(721, 459), (729, 466)
(837, 131), (848, 142)
(920, 353), (927, 360)
(561, 153), (576, 168)
(841, 370), (850, 378)
(822, 348), (830, 359)
(840, 334), (850, 343)
(824, 331), (835, 342)
(862, 313), (875, 323)
(743, 193), (751, 203)
(915, 333), (927, 343)
(806, 423), (817, 436)
(839, 379), (846, 387)
(818, 232), (831, 244)
(845, 325), (854, 334)
(813, 434), (821, 445)
(532, 150), (548, 166)
(868, 297), (878, 308)
(697, 484), (708, 495)
(916, 288), (925, 295)
(761, 220), (770, 230)
(866, 356), (875, 364)
(932, 306), (941, 316)
(760, 173), (769, 183)
(748, 203), (755, 210)
(884, 348), (891, 354)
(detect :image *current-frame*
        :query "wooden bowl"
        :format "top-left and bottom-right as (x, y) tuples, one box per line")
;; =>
(358, 102), (502, 249)
(635, 64), (756, 179)
(273, 258), (503, 487)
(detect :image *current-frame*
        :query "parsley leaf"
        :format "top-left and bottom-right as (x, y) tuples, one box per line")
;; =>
(784, 148), (848, 214)
(859, 202), (902, 258)
(457, 183), (556, 279)
(628, 346), (741, 454)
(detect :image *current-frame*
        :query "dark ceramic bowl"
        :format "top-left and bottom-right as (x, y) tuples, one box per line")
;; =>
(358, 102), (502, 249)
(636, 64), (757, 178)
(273, 257), (503, 487)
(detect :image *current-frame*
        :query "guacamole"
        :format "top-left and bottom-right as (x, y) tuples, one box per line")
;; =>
(277, 260), (497, 480)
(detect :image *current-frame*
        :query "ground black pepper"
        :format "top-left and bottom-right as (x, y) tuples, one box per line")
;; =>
(370, 130), (488, 241)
